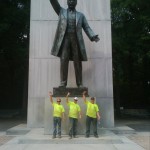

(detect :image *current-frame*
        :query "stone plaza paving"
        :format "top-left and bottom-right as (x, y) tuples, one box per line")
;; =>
(0, 118), (149, 150)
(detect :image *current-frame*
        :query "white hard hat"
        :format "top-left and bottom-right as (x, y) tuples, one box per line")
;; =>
(74, 97), (78, 100)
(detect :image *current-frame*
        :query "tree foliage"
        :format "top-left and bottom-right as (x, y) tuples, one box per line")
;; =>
(0, 0), (30, 110)
(111, 0), (150, 109)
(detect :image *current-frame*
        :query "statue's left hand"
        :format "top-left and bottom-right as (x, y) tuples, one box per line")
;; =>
(91, 35), (100, 42)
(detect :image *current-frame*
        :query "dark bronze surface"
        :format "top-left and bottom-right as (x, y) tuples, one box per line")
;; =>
(50, 0), (100, 87)
(53, 87), (89, 97)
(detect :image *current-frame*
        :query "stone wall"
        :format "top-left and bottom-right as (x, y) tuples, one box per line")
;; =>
(28, 0), (114, 128)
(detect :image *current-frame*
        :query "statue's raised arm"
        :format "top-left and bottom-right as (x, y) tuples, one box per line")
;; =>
(49, 0), (61, 15)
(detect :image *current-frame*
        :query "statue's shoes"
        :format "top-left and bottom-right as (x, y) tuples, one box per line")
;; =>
(78, 85), (84, 88)
(59, 84), (66, 88)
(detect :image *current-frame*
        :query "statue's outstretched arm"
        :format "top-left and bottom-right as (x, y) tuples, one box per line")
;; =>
(49, 0), (61, 15)
(82, 15), (100, 42)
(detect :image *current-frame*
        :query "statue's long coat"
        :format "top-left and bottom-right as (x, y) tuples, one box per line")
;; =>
(50, 0), (96, 61)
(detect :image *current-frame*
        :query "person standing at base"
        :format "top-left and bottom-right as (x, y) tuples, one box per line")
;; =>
(66, 92), (81, 139)
(49, 92), (65, 139)
(82, 91), (100, 138)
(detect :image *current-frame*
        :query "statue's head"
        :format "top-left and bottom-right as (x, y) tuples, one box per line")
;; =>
(67, 0), (77, 10)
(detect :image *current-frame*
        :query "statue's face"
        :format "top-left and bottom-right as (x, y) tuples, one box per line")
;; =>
(67, 0), (77, 10)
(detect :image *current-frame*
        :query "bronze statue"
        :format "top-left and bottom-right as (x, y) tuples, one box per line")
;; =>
(50, 0), (100, 88)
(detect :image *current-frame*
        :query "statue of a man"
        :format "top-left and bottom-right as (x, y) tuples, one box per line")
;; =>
(50, 0), (100, 88)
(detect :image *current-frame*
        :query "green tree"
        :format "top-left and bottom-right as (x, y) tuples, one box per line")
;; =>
(0, 0), (30, 114)
(111, 0), (150, 113)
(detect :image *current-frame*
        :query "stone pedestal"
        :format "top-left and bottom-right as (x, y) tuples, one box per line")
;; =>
(53, 87), (89, 97)
(28, 0), (114, 128)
